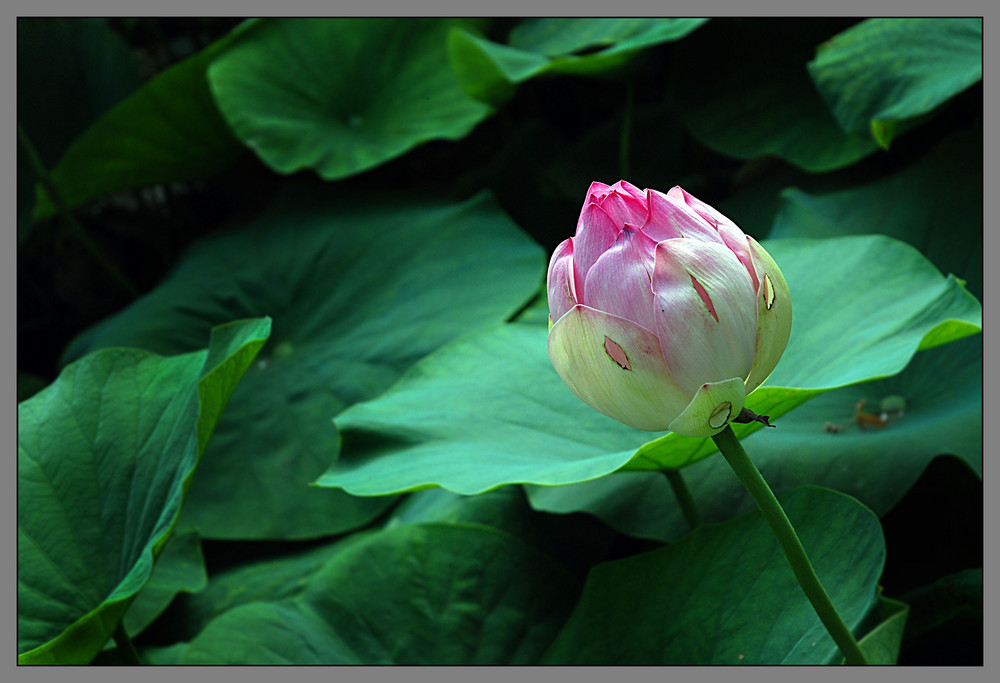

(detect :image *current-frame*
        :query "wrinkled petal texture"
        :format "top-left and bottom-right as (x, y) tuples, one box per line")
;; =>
(584, 226), (658, 333)
(548, 306), (691, 431)
(573, 203), (619, 302)
(652, 240), (757, 397)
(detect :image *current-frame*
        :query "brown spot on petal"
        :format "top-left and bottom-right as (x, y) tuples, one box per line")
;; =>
(604, 336), (631, 370)
(690, 275), (719, 322)
(763, 273), (775, 310)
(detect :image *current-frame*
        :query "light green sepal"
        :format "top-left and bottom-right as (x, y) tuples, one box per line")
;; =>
(668, 377), (746, 438)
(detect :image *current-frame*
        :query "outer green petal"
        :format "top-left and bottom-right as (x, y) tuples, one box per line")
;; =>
(744, 236), (793, 394)
(667, 377), (746, 438)
(547, 305), (691, 431)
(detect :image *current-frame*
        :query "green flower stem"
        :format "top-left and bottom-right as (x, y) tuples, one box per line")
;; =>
(112, 622), (142, 665)
(17, 124), (139, 299)
(711, 425), (868, 665)
(664, 469), (701, 531)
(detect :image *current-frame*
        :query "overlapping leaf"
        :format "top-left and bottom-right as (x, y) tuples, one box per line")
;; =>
(770, 130), (982, 298)
(541, 486), (885, 664)
(672, 18), (880, 172)
(448, 19), (708, 103)
(33, 22), (252, 219)
(17, 317), (271, 664)
(178, 523), (581, 664)
(208, 18), (492, 180)
(317, 235), (980, 496)
(808, 18), (982, 148)
(62, 182), (545, 539)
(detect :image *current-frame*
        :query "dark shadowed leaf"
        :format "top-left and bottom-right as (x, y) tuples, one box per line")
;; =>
(541, 487), (884, 664)
(179, 524), (581, 664)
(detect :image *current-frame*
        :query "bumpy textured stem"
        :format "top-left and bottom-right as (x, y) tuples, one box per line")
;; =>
(664, 469), (701, 531)
(711, 426), (868, 665)
(112, 622), (142, 665)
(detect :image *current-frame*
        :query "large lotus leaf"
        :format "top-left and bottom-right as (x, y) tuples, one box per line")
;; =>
(17, 317), (271, 664)
(672, 18), (880, 172)
(33, 22), (252, 220)
(808, 18), (982, 147)
(541, 486), (884, 664)
(527, 333), (981, 542)
(179, 523), (581, 664)
(447, 19), (708, 102)
(62, 182), (544, 539)
(770, 129), (982, 298)
(207, 18), (492, 180)
(317, 234), (980, 496)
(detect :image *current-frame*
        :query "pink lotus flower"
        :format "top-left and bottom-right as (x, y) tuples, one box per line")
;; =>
(547, 181), (792, 437)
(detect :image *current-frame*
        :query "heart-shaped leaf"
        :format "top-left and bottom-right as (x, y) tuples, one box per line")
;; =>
(317, 235), (980, 496)
(541, 486), (884, 664)
(808, 18), (982, 147)
(62, 182), (545, 539)
(178, 523), (581, 664)
(207, 18), (492, 180)
(18, 317), (271, 664)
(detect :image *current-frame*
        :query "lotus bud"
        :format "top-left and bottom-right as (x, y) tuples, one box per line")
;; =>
(547, 181), (792, 437)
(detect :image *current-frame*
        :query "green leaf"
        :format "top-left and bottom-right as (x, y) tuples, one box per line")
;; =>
(317, 234), (980, 496)
(673, 18), (880, 172)
(63, 182), (545, 539)
(770, 129), (982, 298)
(541, 486), (884, 664)
(528, 334), (982, 542)
(447, 27), (549, 103)
(168, 531), (379, 642)
(179, 523), (581, 664)
(510, 18), (708, 75)
(18, 317), (271, 664)
(207, 18), (492, 180)
(446, 19), (708, 103)
(34, 23), (250, 220)
(808, 18), (982, 145)
(121, 530), (207, 638)
(856, 596), (909, 665)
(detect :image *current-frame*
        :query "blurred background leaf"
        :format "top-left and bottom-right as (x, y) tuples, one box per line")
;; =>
(542, 487), (884, 664)
(808, 18), (982, 148)
(208, 18), (492, 180)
